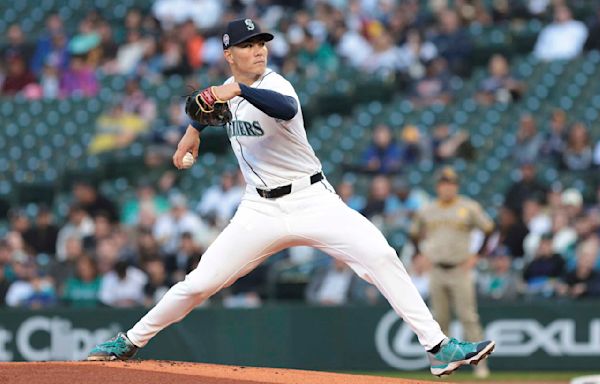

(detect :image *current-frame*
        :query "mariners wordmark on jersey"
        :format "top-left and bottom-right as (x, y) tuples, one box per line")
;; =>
(226, 120), (265, 138)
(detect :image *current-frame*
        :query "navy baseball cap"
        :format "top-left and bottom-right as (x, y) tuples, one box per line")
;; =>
(222, 18), (274, 50)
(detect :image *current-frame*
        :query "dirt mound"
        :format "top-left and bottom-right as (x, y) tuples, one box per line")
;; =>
(0, 361), (447, 384)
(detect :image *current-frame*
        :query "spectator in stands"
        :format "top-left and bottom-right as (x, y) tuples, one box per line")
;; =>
(561, 215), (599, 270)
(6, 253), (56, 308)
(88, 102), (149, 154)
(361, 175), (392, 226)
(476, 54), (524, 105)
(512, 114), (544, 165)
(62, 255), (101, 307)
(491, 206), (529, 258)
(160, 35), (192, 77)
(7, 209), (30, 239)
(97, 20), (118, 64)
(99, 260), (147, 307)
(39, 60), (61, 99)
(504, 162), (548, 216)
(82, 212), (115, 251)
(397, 29), (438, 81)
(522, 198), (552, 238)
(542, 108), (568, 162)
(533, 4), (588, 61)
(430, 124), (470, 163)
(22, 272), (57, 309)
(5, 253), (33, 307)
(431, 9), (473, 75)
(134, 36), (162, 82)
(398, 124), (424, 164)
(360, 124), (403, 174)
(59, 53), (99, 98)
(94, 236), (120, 276)
(165, 232), (203, 282)
(177, 20), (204, 71)
(50, 236), (84, 294)
(30, 14), (69, 76)
(523, 233), (565, 296)
(150, 101), (187, 151)
(561, 122), (593, 171)
(2, 24), (34, 63)
(410, 57), (452, 107)
(297, 32), (338, 76)
(550, 208), (578, 257)
(143, 257), (171, 307)
(55, 204), (94, 262)
(478, 246), (520, 300)
(122, 181), (170, 227)
(384, 178), (422, 232)
(134, 228), (162, 264)
(122, 77), (157, 123)
(104, 29), (147, 75)
(1, 52), (36, 95)
(73, 181), (119, 223)
(196, 171), (244, 228)
(331, 20), (372, 69)
(362, 30), (398, 76)
(306, 259), (359, 306)
(22, 207), (58, 257)
(560, 188), (584, 222)
(556, 238), (600, 298)
(153, 194), (211, 255)
(336, 180), (365, 212)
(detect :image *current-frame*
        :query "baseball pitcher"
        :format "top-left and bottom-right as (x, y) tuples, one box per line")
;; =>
(87, 19), (494, 376)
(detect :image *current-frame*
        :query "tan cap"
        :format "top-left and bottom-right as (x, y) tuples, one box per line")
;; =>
(436, 166), (459, 184)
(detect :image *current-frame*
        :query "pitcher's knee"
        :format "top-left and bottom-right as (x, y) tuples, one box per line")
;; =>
(365, 247), (404, 269)
(179, 273), (223, 300)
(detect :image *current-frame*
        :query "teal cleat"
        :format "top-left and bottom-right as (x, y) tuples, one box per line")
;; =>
(428, 338), (495, 377)
(87, 332), (139, 361)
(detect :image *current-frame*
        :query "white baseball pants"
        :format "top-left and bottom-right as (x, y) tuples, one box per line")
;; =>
(127, 180), (446, 350)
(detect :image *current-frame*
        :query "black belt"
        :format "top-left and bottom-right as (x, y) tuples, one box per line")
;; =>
(435, 262), (459, 270)
(256, 172), (324, 199)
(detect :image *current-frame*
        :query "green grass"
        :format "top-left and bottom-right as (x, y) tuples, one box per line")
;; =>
(353, 371), (600, 382)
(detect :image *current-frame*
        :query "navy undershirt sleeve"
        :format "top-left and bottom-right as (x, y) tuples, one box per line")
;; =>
(239, 83), (298, 121)
(190, 120), (208, 132)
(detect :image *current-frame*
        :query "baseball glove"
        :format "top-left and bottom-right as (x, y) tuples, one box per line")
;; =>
(185, 86), (232, 126)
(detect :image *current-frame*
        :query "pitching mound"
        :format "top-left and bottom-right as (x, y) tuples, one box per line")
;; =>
(0, 361), (447, 384)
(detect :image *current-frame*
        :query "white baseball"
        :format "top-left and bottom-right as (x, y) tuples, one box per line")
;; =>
(182, 152), (195, 169)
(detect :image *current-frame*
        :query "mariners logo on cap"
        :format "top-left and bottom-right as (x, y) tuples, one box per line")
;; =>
(244, 19), (255, 31)
(223, 33), (230, 47)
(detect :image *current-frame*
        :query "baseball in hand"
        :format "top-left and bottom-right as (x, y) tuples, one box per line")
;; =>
(182, 152), (195, 169)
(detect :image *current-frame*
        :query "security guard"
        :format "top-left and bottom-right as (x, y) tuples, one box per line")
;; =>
(411, 166), (494, 378)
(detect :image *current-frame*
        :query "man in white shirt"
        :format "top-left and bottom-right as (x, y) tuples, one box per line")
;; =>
(153, 194), (212, 254)
(196, 170), (244, 227)
(533, 5), (588, 61)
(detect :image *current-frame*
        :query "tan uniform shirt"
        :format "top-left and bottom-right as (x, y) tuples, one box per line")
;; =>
(411, 196), (494, 265)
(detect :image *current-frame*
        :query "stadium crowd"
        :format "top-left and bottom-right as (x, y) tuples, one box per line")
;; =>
(1, 0), (600, 309)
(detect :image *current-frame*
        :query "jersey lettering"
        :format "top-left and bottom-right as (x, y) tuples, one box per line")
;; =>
(226, 120), (265, 138)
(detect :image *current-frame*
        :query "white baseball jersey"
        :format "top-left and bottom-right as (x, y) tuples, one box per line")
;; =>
(223, 69), (322, 189)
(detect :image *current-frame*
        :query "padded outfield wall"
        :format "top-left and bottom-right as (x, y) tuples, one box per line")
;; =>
(0, 301), (598, 371)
